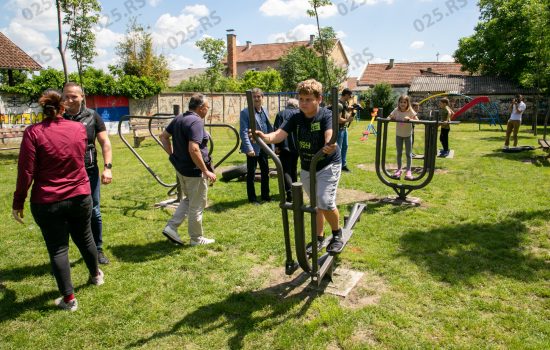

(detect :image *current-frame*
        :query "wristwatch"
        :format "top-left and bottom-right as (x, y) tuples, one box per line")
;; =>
(104, 163), (112, 169)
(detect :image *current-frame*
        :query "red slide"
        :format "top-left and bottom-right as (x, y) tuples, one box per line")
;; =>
(452, 96), (490, 120)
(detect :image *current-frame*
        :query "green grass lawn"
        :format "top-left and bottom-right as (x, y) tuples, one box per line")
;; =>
(1, 121), (549, 349)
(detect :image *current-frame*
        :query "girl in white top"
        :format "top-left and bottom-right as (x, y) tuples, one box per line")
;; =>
(388, 95), (418, 180)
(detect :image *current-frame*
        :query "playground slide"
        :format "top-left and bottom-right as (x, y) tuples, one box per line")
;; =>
(452, 96), (490, 120)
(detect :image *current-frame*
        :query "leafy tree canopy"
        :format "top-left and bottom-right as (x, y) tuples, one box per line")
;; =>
(359, 82), (398, 117)
(454, 0), (549, 92)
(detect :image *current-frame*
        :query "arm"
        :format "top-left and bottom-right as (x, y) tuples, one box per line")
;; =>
(188, 141), (216, 183)
(254, 128), (288, 145)
(322, 129), (337, 155)
(12, 130), (36, 223)
(96, 131), (112, 185)
(239, 110), (254, 156)
(159, 130), (173, 155)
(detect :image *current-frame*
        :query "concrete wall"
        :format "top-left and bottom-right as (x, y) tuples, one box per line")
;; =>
(129, 93), (295, 124)
(0, 93), (44, 126)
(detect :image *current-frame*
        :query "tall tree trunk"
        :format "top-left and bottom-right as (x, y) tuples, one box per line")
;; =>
(56, 0), (68, 83)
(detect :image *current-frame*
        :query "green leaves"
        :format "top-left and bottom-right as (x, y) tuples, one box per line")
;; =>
(455, 0), (549, 92)
(115, 18), (170, 88)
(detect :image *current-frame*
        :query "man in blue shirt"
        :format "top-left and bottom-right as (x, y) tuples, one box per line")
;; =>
(159, 93), (217, 246)
(239, 88), (273, 204)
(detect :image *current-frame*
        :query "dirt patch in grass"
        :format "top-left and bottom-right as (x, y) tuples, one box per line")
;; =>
(340, 270), (388, 309)
(337, 188), (378, 205)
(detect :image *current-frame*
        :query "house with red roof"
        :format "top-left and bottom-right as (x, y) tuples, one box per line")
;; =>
(224, 33), (349, 78)
(0, 32), (42, 85)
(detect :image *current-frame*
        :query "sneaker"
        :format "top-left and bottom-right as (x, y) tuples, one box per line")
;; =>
(342, 165), (351, 172)
(89, 268), (104, 286)
(405, 170), (414, 181)
(392, 169), (402, 179)
(326, 232), (344, 254)
(503, 145), (509, 150)
(97, 250), (109, 265)
(306, 236), (325, 255)
(190, 236), (215, 246)
(55, 297), (78, 311)
(162, 226), (184, 245)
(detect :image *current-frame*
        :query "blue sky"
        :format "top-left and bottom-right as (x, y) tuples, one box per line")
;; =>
(1, 0), (480, 77)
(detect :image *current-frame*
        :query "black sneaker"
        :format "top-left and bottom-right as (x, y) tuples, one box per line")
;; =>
(97, 250), (110, 265)
(326, 233), (344, 254)
(306, 236), (325, 255)
(342, 165), (351, 172)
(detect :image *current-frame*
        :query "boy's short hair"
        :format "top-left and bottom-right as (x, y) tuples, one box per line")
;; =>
(440, 97), (449, 105)
(412, 102), (420, 107)
(296, 79), (323, 98)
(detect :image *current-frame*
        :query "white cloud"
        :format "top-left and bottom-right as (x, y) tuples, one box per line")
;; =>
(94, 28), (125, 48)
(183, 4), (210, 17)
(166, 54), (194, 70)
(259, 0), (337, 19)
(260, 0), (393, 18)
(438, 54), (455, 62)
(268, 23), (317, 43)
(147, 0), (162, 7)
(410, 41), (425, 49)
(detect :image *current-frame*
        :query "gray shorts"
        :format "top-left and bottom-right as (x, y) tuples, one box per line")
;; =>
(301, 162), (341, 210)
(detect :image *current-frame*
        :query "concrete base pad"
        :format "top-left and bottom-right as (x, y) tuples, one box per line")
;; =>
(412, 154), (424, 159)
(154, 198), (179, 209)
(288, 268), (364, 297)
(380, 196), (422, 206)
(438, 149), (455, 158)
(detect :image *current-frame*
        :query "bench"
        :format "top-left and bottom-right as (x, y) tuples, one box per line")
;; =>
(129, 118), (172, 147)
(0, 125), (27, 151)
(538, 139), (550, 158)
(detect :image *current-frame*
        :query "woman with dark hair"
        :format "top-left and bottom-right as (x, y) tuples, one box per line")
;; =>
(12, 89), (104, 312)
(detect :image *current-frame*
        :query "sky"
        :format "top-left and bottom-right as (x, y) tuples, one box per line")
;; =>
(0, 0), (481, 78)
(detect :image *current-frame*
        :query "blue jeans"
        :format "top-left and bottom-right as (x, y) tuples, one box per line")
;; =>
(337, 128), (348, 167)
(87, 166), (103, 250)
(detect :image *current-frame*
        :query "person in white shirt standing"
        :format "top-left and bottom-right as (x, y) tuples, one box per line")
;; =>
(504, 94), (527, 149)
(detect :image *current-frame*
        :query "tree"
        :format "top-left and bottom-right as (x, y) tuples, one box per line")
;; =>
(454, 0), (549, 92)
(56, 0), (101, 84)
(115, 18), (169, 87)
(240, 68), (283, 92)
(195, 38), (227, 93)
(359, 82), (397, 117)
(279, 46), (346, 92)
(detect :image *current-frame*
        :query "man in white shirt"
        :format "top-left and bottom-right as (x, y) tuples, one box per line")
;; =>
(504, 94), (526, 148)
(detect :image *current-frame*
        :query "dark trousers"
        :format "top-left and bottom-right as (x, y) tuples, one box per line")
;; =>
(279, 150), (299, 201)
(87, 166), (103, 251)
(246, 151), (270, 202)
(31, 195), (98, 297)
(440, 128), (450, 151)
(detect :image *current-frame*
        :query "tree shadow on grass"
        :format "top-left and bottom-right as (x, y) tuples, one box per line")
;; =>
(0, 152), (19, 163)
(0, 258), (83, 282)
(0, 280), (92, 323)
(399, 209), (550, 284)
(127, 274), (323, 349)
(481, 148), (546, 165)
(110, 240), (184, 263)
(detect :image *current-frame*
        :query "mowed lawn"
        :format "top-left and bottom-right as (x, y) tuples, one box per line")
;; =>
(1, 120), (549, 349)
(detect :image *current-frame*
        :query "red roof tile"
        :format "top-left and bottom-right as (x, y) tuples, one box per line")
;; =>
(0, 32), (42, 70)
(358, 62), (466, 86)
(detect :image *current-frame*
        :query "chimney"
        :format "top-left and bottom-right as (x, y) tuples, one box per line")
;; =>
(309, 34), (315, 46)
(388, 58), (395, 69)
(245, 41), (252, 50)
(227, 32), (237, 79)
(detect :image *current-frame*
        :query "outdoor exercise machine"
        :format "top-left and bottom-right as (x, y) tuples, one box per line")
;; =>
(246, 88), (366, 285)
(419, 93), (502, 131)
(374, 109), (459, 202)
(117, 106), (240, 202)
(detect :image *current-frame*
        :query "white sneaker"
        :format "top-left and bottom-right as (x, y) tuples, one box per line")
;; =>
(162, 226), (184, 245)
(89, 268), (104, 286)
(88, 269), (105, 286)
(55, 297), (78, 311)
(190, 236), (215, 246)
